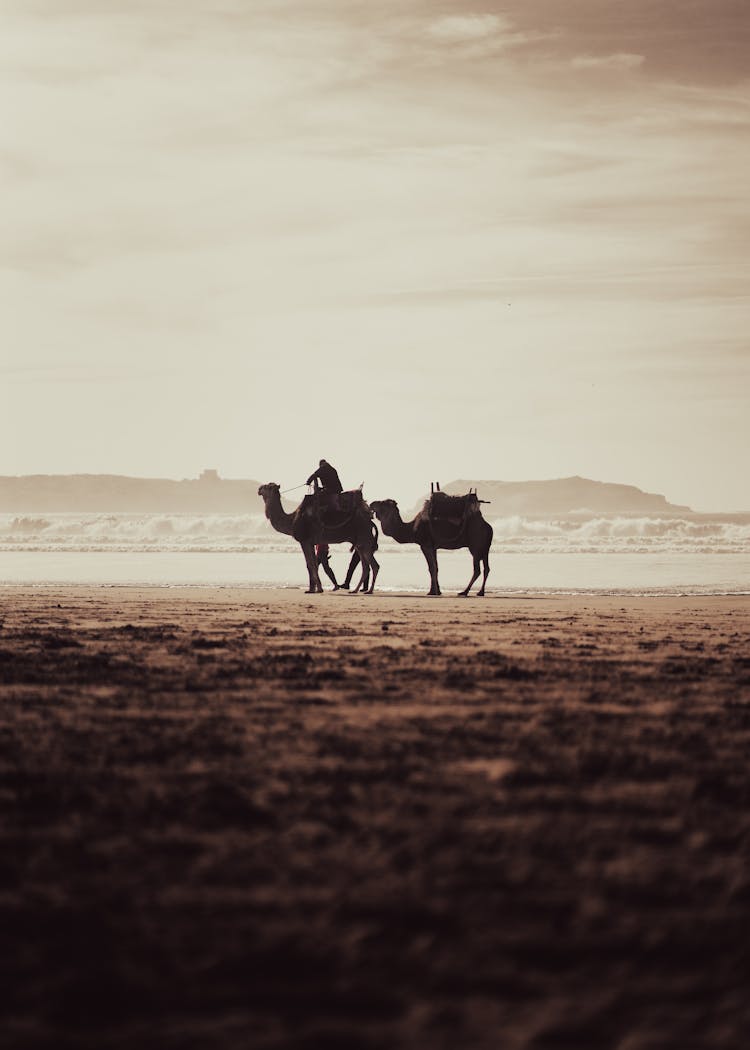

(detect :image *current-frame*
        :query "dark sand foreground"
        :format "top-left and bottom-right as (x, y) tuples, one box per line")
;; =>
(2, 587), (749, 1049)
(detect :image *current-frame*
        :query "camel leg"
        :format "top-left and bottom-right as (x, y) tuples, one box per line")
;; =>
(422, 545), (440, 596)
(313, 546), (324, 592)
(460, 554), (481, 597)
(366, 553), (379, 594)
(351, 549), (367, 593)
(302, 543), (323, 593)
(341, 550), (360, 591)
(478, 556), (490, 597)
(303, 545), (315, 593)
(353, 549), (374, 594)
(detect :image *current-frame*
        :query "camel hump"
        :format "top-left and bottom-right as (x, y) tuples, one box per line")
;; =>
(341, 488), (367, 512)
(428, 491), (481, 522)
(303, 488), (372, 527)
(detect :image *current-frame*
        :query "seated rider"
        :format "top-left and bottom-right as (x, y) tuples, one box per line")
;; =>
(306, 459), (343, 509)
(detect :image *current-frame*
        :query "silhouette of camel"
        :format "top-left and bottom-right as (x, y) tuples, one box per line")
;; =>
(341, 550), (368, 592)
(258, 483), (379, 593)
(370, 496), (492, 596)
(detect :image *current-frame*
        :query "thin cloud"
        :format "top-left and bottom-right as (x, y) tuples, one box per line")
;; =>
(427, 15), (507, 42)
(572, 52), (645, 70)
(418, 12), (554, 62)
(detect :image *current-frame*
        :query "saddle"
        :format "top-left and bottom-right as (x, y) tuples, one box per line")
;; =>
(426, 490), (482, 525)
(338, 489), (365, 513)
(304, 488), (369, 527)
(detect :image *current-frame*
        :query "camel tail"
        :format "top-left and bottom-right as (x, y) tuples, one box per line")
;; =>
(371, 521), (379, 551)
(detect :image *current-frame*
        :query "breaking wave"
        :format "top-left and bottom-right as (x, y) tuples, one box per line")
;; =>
(0, 513), (290, 554)
(487, 514), (750, 554)
(1, 512), (750, 555)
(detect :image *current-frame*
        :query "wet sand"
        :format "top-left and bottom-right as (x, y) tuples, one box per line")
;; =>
(2, 586), (749, 1049)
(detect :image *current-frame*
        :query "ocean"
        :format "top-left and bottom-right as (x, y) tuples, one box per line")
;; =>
(2, 511), (749, 594)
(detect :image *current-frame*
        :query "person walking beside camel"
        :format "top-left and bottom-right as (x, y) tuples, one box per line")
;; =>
(315, 543), (340, 590)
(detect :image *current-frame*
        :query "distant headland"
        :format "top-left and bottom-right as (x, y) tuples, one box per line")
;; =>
(0, 470), (692, 516)
(0, 470), (261, 513)
(414, 477), (693, 516)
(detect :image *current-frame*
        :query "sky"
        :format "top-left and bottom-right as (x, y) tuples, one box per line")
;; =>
(2, 0), (749, 511)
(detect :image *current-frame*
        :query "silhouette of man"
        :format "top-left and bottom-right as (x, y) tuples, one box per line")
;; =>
(306, 459), (343, 496)
(315, 543), (339, 590)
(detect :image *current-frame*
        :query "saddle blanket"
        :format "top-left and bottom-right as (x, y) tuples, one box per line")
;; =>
(427, 491), (480, 522)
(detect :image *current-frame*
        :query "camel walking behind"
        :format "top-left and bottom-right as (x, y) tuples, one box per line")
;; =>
(370, 494), (492, 597)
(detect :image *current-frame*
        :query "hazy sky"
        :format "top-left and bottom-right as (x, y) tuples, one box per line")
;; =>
(3, 1), (749, 510)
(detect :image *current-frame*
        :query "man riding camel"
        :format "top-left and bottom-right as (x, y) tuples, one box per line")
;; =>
(306, 459), (343, 497)
(303, 459), (373, 589)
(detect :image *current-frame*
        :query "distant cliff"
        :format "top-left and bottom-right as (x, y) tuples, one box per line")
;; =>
(0, 472), (261, 512)
(417, 477), (692, 516)
(1, 472), (693, 516)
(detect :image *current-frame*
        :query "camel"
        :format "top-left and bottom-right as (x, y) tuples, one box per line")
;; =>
(258, 483), (379, 594)
(370, 495), (492, 596)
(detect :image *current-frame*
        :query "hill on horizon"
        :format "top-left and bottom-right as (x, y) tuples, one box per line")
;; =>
(0, 471), (261, 513)
(0, 471), (694, 516)
(414, 476), (693, 517)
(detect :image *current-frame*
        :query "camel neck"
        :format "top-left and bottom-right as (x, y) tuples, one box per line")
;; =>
(383, 510), (417, 544)
(264, 493), (295, 536)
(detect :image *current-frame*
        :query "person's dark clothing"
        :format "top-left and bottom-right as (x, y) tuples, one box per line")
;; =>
(306, 461), (343, 494)
(315, 543), (339, 589)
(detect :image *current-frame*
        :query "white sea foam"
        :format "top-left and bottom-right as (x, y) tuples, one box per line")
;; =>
(487, 514), (750, 554)
(0, 513), (282, 553)
(1, 512), (750, 556)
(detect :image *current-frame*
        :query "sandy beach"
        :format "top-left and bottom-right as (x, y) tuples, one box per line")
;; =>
(2, 585), (749, 1049)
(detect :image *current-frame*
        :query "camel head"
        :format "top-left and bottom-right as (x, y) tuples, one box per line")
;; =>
(370, 499), (398, 522)
(258, 482), (281, 501)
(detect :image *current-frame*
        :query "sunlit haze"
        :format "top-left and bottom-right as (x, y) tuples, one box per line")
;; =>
(3, 1), (749, 510)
